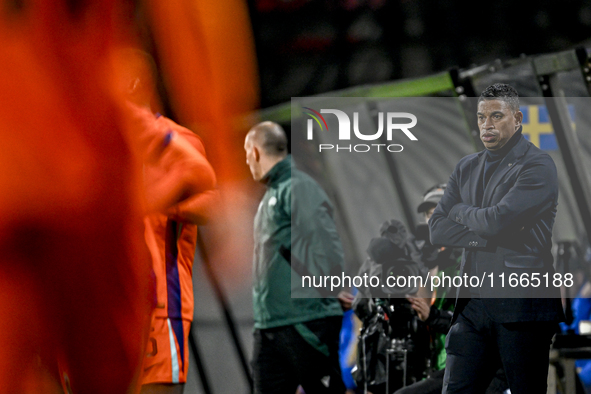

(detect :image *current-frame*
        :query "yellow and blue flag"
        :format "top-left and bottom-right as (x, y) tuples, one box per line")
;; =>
(521, 105), (576, 151)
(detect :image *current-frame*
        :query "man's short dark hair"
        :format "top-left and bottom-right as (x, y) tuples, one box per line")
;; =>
(252, 121), (288, 157)
(478, 83), (520, 113)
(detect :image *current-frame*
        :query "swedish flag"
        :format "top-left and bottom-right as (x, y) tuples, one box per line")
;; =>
(521, 105), (576, 151)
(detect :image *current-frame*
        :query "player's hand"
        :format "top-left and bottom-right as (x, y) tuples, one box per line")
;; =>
(406, 295), (430, 321)
(338, 291), (355, 311)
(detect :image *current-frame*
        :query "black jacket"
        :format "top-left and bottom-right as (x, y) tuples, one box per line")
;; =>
(429, 135), (564, 323)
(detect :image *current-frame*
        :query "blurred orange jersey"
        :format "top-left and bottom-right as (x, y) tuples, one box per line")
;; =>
(0, 12), (153, 394)
(142, 207), (197, 384)
(141, 116), (214, 384)
(144, 211), (198, 322)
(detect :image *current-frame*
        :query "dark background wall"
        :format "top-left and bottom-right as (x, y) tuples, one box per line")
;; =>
(248, 0), (591, 107)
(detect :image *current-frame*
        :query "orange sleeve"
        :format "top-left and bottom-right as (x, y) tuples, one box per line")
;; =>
(125, 106), (216, 213)
(157, 117), (219, 225)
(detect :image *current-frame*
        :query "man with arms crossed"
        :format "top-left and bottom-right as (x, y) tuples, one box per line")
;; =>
(245, 121), (346, 394)
(429, 83), (564, 394)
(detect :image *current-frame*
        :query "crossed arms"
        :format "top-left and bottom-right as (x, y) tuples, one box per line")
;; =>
(429, 154), (557, 249)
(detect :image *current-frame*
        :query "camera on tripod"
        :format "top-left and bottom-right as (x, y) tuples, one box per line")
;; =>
(352, 220), (431, 394)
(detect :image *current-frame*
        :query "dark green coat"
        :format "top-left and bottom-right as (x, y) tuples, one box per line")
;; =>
(253, 155), (343, 330)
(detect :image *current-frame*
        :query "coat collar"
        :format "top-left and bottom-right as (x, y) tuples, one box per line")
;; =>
(261, 155), (291, 188)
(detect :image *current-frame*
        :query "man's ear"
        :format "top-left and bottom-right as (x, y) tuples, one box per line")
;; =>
(515, 110), (523, 129)
(253, 146), (261, 162)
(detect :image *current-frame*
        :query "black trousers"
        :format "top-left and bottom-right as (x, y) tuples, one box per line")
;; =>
(393, 369), (446, 394)
(252, 316), (346, 394)
(443, 298), (557, 394)
(394, 367), (509, 394)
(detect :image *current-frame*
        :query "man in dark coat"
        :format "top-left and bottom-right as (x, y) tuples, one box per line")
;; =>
(429, 83), (564, 394)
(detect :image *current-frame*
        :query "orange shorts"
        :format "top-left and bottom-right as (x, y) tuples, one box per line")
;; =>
(141, 316), (191, 385)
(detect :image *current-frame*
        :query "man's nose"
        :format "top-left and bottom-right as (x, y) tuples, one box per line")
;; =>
(482, 117), (494, 129)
